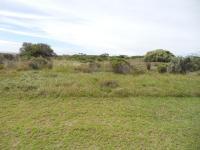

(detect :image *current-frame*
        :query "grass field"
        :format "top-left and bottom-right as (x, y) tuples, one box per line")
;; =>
(0, 60), (200, 149)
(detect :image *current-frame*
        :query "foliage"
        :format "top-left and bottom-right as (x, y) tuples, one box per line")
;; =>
(146, 62), (151, 70)
(167, 57), (200, 74)
(144, 49), (174, 62)
(157, 63), (168, 73)
(20, 42), (56, 58)
(111, 59), (132, 74)
(28, 57), (53, 70)
(0, 53), (17, 64)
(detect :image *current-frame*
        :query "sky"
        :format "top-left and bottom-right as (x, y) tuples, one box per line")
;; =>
(0, 0), (199, 56)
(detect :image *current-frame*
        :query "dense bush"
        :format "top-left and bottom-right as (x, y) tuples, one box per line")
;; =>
(168, 56), (200, 74)
(20, 42), (56, 58)
(157, 63), (168, 73)
(28, 57), (53, 70)
(189, 56), (200, 71)
(144, 49), (174, 62)
(111, 59), (132, 74)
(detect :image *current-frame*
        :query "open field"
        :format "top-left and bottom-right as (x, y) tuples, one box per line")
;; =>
(1, 96), (200, 149)
(0, 60), (200, 149)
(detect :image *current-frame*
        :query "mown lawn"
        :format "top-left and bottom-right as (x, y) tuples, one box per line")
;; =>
(0, 69), (200, 149)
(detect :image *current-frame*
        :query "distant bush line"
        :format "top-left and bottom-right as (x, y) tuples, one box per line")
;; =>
(0, 42), (199, 74)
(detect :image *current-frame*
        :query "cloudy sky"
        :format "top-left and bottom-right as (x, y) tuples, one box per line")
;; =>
(0, 0), (199, 55)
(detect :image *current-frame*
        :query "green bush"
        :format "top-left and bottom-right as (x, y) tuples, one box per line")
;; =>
(111, 59), (132, 74)
(144, 49), (174, 62)
(157, 63), (168, 73)
(189, 56), (200, 71)
(20, 42), (56, 58)
(168, 56), (200, 74)
(28, 57), (53, 70)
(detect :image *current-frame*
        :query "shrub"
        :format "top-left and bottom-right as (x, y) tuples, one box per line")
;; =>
(28, 57), (53, 70)
(168, 57), (191, 74)
(189, 56), (200, 71)
(3, 61), (17, 69)
(17, 61), (31, 71)
(146, 62), (151, 70)
(131, 65), (146, 74)
(74, 62), (101, 73)
(157, 63), (168, 73)
(20, 42), (56, 58)
(88, 62), (101, 72)
(111, 59), (132, 74)
(0, 53), (17, 64)
(99, 53), (109, 61)
(144, 49), (174, 62)
(100, 80), (119, 88)
(74, 64), (91, 73)
(168, 56), (200, 74)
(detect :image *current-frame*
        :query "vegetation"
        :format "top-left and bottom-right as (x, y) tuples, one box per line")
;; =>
(28, 57), (53, 70)
(0, 44), (200, 149)
(111, 59), (132, 74)
(146, 62), (151, 70)
(157, 63), (168, 73)
(144, 49), (174, 62)
(20, 42), (56, 58)
(168, 56), (200, 74)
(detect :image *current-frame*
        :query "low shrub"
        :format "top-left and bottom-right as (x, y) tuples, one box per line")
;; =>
(167, 57), (195, 74)
(28, 57), (53, 70)
(74, 62), (101, 73)
(132, 65), (146, 74)
(3, 61), (17, 69)
(88, 62), (101, 72)
(100, 80), (119, 88)
(146, 62), (151, 70)
(111, 59), (132, 74)
(74, 64), (91, 73)
(157, 63), (168, 73)
(17, 61), (32, 71)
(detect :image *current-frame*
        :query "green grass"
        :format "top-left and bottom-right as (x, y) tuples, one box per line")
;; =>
(1, 97), (200, 149)
(0, 70), (199, 98)
(0, 60), (200, 149)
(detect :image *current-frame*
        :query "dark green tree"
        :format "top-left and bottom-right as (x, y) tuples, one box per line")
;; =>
(20, 42), (56, 58)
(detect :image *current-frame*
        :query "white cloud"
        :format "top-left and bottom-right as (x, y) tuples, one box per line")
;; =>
(0, 0), (199, 55)
(0, 40), (21, 53)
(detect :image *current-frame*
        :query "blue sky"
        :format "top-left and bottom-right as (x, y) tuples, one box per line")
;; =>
(0, 0), (199, 56)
